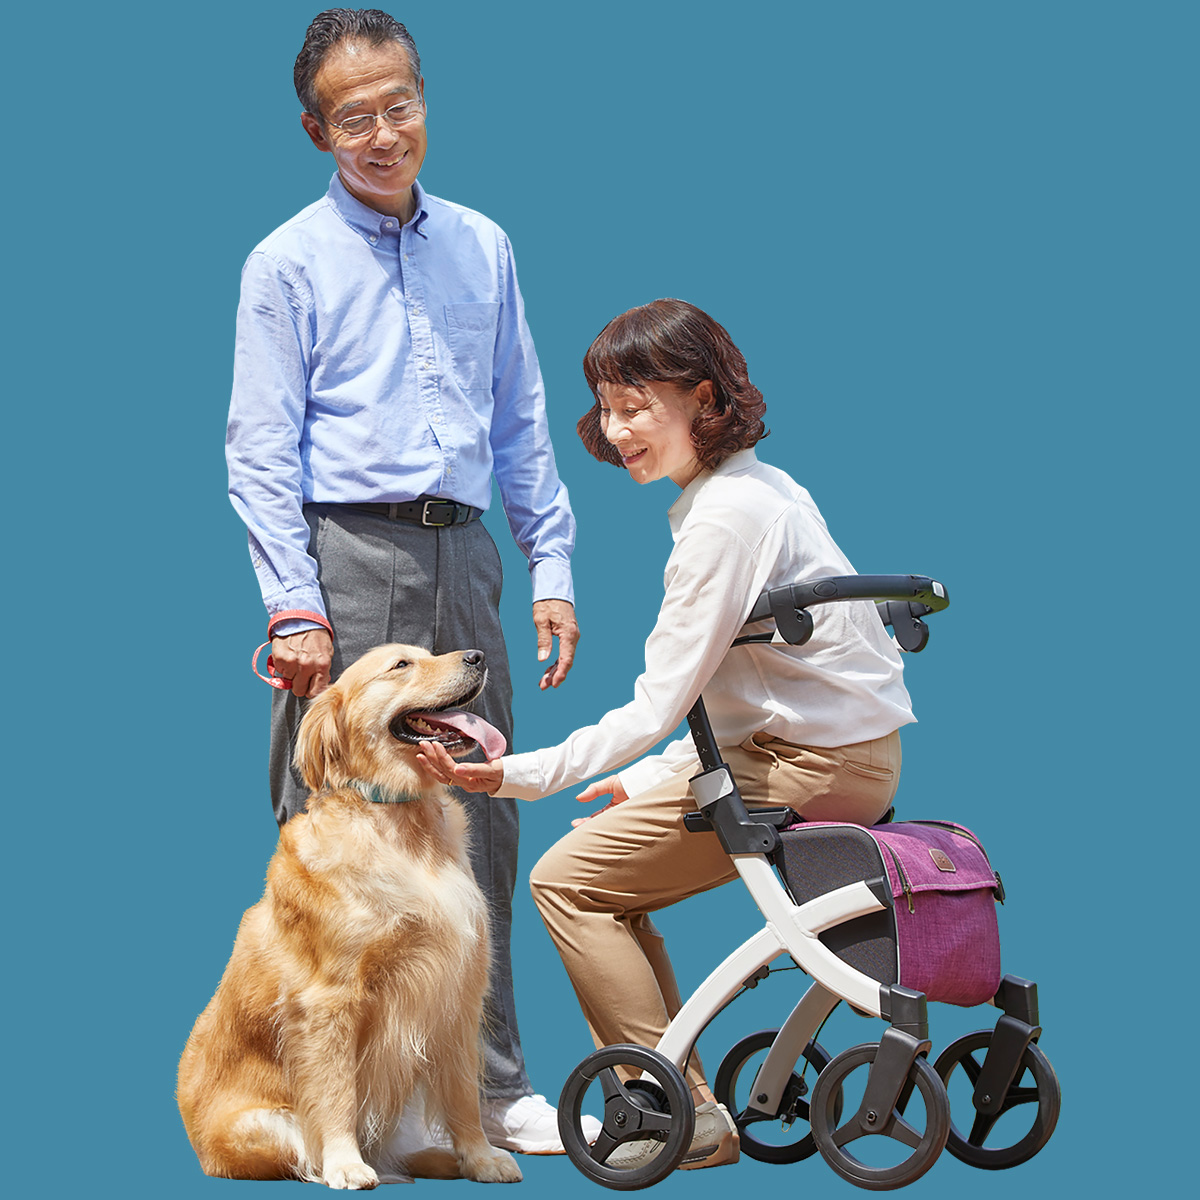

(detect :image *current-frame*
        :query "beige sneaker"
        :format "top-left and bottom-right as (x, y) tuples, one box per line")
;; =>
(606, 1100), (739, 1171)
(678, 1101), (739, 1170)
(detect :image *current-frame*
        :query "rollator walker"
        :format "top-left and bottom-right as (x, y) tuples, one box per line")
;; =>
(555, 576), (1061, 1190)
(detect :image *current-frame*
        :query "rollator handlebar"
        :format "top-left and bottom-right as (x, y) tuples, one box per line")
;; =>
(743, 573), (947, 623)
(735, 574), (949, 652)
(687, 573), (950, 848)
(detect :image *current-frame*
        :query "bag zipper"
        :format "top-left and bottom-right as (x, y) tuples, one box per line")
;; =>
(881, 842), (915, 913)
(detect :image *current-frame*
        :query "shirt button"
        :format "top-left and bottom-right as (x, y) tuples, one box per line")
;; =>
(369, 235), (378, 243)
(384, 220), (395, 229)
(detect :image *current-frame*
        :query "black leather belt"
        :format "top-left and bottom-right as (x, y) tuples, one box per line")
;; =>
(345, 497), (483, 527)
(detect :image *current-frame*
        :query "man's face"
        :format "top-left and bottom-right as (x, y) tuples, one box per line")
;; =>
(301, 40), (427, 220)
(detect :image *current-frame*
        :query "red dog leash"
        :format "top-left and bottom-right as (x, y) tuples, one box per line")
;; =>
(251, 610), (334, 689)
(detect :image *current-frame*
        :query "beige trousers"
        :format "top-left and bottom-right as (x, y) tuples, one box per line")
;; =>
(529, 730), (901, 1091)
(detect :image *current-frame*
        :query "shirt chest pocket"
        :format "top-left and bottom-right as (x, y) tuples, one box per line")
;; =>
(444, 302), (500, 393)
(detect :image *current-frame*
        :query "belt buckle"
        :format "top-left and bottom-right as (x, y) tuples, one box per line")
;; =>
(421, 499), (456, 527)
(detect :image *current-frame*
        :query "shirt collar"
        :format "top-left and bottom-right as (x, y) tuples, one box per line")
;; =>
(325, 172), (430, 242)
(669, 448), (759, 531)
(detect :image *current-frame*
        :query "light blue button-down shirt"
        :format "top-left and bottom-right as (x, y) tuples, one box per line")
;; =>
(226, 175), (575, 626)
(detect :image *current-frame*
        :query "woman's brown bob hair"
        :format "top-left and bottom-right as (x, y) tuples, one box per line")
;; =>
(578, 299), (768, 470)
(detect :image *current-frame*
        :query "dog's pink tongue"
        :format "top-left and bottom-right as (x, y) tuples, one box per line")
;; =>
(421, 710), (507, 760)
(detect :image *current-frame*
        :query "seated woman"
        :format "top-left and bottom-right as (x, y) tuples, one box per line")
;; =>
(418, 299), (914, 1171)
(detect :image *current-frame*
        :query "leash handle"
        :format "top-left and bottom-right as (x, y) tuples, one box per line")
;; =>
(252, 642), (291, 688)
(252, 610), (334, 688)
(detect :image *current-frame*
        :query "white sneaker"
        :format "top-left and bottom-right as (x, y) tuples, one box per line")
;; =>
(480, 1093), (602, 1155)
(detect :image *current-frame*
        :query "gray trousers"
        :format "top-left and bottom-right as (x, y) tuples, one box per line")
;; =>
(270, 503), (531, 1100)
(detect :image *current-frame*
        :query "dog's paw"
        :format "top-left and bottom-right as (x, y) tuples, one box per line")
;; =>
(323, 1160), (380, 1190)
(462, 1147), (522, 1184)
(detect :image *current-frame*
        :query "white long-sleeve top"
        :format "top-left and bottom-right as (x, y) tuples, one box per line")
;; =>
(496, 449), (915, 802)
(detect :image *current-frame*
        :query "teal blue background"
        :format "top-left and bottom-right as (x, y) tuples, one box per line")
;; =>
(8, 1), (1194, 1196)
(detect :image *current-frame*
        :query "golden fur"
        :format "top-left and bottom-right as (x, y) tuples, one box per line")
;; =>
(177, 645), (521, 1188)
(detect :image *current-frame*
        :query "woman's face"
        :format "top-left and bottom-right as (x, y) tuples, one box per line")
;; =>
(598, 381), (708, 487)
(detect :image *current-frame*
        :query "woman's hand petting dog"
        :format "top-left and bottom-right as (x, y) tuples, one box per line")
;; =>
(417, 740), (504, 795)
(415, 745), (632, 826)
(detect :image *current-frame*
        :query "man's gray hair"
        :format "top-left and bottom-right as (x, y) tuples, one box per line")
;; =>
(294, 9), (422, 118)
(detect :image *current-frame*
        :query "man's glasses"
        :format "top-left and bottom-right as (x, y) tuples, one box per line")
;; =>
(323, 99), (424, 138)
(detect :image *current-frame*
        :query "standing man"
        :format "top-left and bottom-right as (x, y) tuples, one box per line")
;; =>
(226, 9), (585, 1152)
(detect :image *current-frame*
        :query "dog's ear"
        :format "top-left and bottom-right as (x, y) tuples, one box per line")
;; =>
(293, 685), (349, 791)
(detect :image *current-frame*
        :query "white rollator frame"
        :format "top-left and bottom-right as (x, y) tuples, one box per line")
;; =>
(556, 576), (1061, 1191)
(656, 830), (884, 1102)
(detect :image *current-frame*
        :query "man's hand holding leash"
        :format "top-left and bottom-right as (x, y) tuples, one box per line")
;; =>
(270, 628), (334, 698)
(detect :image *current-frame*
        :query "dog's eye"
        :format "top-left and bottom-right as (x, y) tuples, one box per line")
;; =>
(391, 660), (411, 671)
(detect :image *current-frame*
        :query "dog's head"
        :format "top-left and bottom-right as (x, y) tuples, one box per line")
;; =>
(293, 645), (507, 797)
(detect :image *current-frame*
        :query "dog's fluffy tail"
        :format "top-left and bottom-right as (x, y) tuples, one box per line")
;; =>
(194, 1105), (314, 1182)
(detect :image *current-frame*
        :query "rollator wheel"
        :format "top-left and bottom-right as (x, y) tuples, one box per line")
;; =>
(557, 1043), (694, 1190)
(933, 1031), (1060, 1169)
(810, 1043), (950, 1190)
(714, 1029), (839, 1163)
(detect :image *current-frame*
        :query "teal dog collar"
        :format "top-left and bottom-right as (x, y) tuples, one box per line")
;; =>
(349, 781), (420, 805)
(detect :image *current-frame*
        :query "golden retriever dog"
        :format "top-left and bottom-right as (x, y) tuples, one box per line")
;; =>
(177, 644), (521, 1189)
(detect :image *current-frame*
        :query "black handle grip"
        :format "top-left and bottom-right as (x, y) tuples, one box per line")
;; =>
(743, 575), (948, 626)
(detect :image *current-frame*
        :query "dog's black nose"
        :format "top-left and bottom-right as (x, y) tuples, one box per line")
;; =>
(463, 649), (485, 667)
